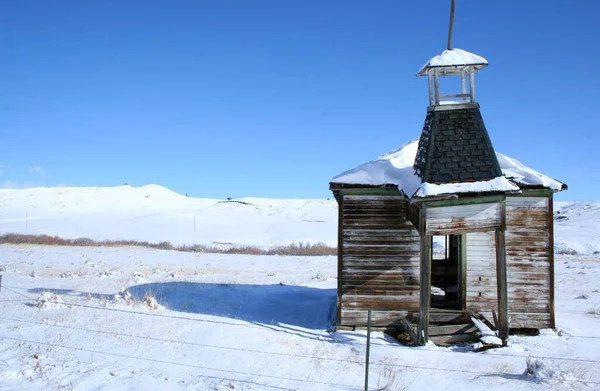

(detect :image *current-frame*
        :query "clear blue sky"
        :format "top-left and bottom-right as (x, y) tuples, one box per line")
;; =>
(1, 1), (598, 201)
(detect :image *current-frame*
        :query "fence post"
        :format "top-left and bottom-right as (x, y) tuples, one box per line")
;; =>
(365, 309), (371, 391)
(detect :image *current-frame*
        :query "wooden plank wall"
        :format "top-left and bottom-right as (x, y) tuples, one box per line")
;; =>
(340, 195), (420, 326)
(465, 231), (498, 322)
(505, 197), (552, 328)
(426, 202), (501, 235)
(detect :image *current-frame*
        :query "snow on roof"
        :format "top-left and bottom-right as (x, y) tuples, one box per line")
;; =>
(331, 140), (423, 197)
(331, 139), (566, 197)
(418, 48), (488, 76)
(414, 177), (519, 198)
(496, 153), (565, 192)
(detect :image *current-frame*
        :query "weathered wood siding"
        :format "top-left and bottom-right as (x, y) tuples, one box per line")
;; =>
(505, 197), (552, 328)
(340, 195), (420, 326)
(465, 231), (498, 321)
(426, 202), (501, 236)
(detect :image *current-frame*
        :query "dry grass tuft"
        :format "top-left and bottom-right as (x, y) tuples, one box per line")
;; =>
(0, 234), (337, 256)
(556, 247), (578, 255)
(587, 306), (600, 315)
(376, 362), (408, 391)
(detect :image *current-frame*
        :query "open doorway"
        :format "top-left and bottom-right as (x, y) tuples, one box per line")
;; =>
(431, 234), (464, 309)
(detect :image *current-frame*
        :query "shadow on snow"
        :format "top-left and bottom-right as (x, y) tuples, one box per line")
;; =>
(29, 282), (337, 330)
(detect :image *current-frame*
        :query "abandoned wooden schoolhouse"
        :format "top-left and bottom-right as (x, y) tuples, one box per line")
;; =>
(329, 40), (567, 345)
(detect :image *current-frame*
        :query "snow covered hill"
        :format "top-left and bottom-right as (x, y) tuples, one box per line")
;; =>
(554, 201), (600, 256)
(0, 185), (597, 255)
(0, 185), (337, 248)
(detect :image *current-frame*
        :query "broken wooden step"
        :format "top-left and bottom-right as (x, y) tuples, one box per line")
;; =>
(428, 323), (477, 336)
(407, 309), (469, 324)
(430, 333), (479, 345)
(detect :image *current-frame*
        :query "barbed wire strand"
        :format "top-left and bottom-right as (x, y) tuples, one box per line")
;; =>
(4, 312), (600, 369)
(0, 315), (364, 366)
(0, 335), (359, 390)
(2, 333), (598, 387)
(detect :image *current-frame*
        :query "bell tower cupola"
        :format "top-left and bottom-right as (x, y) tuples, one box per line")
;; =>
(418, 48), (487, 106)
(413, 0), (504, 186)
(417, 0), (487, 107)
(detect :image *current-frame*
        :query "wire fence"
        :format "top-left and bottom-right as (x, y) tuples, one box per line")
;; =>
(6, 285), (600, 365)
(1, 284), (600, 389)
(0, 335), (347, 391)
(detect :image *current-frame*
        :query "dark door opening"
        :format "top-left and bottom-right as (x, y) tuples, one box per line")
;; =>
(431, 234), (463, 309)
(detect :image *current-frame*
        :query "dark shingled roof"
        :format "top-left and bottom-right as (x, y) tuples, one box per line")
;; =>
(414, 104), (503, 184)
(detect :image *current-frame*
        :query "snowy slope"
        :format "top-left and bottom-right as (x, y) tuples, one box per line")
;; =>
(0, 185), (338, 248)
(554, 202), (600, 255)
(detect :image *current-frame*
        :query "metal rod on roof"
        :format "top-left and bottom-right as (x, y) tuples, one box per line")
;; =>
(447, 0), (456, 50)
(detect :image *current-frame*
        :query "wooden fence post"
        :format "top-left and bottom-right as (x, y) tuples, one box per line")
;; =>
(365, 309), (371, 391)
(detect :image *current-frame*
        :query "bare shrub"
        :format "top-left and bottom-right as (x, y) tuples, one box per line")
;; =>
(176, 244), (208, 252)
(525, 356), (537, 375)
(587, 306), (600, 315)
(0, 233), (336, 256)
(36, 292), (64, 309)
(267, 242), (337, 256)
(524, 356), (576, 381)
(219, 245), (264, 255)
(72, 237), (95, 246)
(155, 241), (174, 250)
(143, 292), (161, 310)
(556, 247), (578, 255)
(377, 363), (407, 391)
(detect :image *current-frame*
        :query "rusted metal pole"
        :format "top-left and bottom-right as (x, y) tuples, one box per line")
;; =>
(447, 0), (456, 50)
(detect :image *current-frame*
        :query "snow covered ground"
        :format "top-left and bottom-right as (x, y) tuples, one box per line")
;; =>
(0, 185), (599, 390)
(0, 246), (599, 390)
(1, 185), (598, 255)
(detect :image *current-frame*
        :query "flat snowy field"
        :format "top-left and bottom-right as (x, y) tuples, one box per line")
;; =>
(0, 246), (599, 390)
(0, 185), (599, 390)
